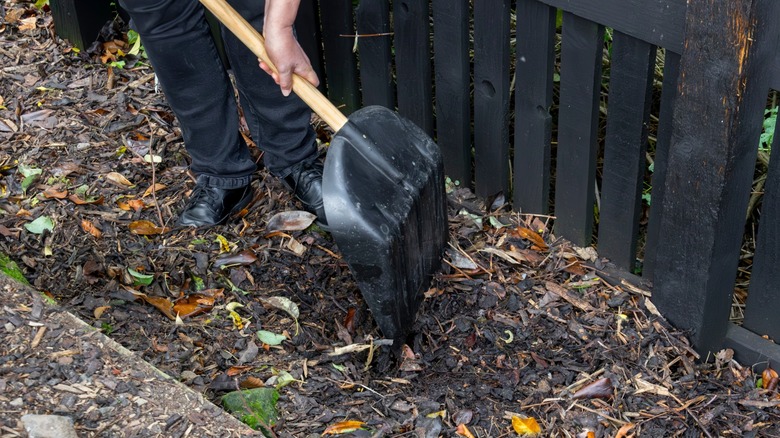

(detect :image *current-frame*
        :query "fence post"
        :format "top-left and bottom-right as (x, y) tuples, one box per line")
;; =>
(50, 0), (113, 51)
(652, 0), (765, 356)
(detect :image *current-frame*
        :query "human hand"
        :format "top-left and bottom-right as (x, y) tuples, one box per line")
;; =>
(259, 25), (319, 96)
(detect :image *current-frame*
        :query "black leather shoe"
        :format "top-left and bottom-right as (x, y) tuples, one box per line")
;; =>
(283, 160), (327, 226)
(176, 183), (254, 228)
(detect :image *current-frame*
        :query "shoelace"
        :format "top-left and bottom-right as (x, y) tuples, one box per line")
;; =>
(186, 184), (222, 208)
(290, 162), (322, 194)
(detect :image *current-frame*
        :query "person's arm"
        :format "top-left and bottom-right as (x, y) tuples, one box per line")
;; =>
(260, 0), (319, 96)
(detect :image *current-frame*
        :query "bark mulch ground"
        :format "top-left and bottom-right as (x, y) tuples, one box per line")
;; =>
(1, 2), (780, 437)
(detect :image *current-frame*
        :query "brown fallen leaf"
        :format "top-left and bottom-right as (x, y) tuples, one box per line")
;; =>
(128, 220), (170, 235)
(106, 171), (134, 187)
(239, 376), (265, 389)
(572, 377), (614, 400)
(18, 16), (38, 32)
(93, 306), (111, 319)
(42, 186), (68, 199)
(455, 424), (476, 438)
(214, 249), (257, 268)
(762, 367), (778, 389)
(81, 219), (102, 238)
(226, 365), (253, 377)
(172, 293), (218, 319)
(131, 291), (176, 320)
(615, 422), (636, 438)
(69, 194), (104, 205)
(322, 420), (366, 435)
(510, 226), (549, 251)
(142, 183), (166, 198)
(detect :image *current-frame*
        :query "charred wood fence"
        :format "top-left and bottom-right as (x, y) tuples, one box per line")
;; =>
(52, 0), (780, 367)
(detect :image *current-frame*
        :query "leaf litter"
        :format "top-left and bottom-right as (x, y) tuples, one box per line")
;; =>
(0, 3), (779, 437)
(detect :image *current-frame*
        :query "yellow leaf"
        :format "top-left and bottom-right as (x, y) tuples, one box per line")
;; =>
(512, 416), (541, 435)
(426, 410), (447, 419)
(93, 305), (111, 319)
(322, 420), (366, 435)
(227, 309), (244, 330)
(215, 234), (233, 253)
(455, 424), (475, 438)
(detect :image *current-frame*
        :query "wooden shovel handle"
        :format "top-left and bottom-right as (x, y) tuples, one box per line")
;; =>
(199, 0), (348, 131)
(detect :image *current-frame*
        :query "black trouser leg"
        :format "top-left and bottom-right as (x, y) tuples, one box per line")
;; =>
(118, 0), (319, 186)
(221, 0), (319, 178)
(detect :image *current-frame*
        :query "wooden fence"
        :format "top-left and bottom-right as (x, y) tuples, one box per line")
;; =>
(52, 0), (780, 367)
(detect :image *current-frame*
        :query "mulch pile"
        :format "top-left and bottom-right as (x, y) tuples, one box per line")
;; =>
(1, 2), (779, 437)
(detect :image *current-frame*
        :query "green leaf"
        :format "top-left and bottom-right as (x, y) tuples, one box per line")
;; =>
(222, 388), (279, 434)
(18, 163), (42, 193)
(127, 31), (142, 56)
(127, 267), (154, 286)
(274, 370), (299, 389)
(33, 0), (48, 9)
(24, 216), (54, 234)
(257, 330), (286, 346)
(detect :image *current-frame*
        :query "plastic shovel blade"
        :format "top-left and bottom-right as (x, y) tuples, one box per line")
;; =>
(322, 106), (448, 340)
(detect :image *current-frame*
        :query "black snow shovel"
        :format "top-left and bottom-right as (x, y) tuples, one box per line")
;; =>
(200, 0), (448, 341)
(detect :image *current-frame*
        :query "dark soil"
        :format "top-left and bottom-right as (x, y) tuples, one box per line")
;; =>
(2, 3), (780, 437)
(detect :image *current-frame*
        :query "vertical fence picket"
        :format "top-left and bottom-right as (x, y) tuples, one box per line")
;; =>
(473, 0), (511, 198)
(319, 1), (360, 114)
(295, 0), (325, 89)
(514, 0), (556, 214)
(598, 32), (656, 271)
(433, 0), (472, 188)
(553, 13), (604, 246)
(356, 0), (395, 109)
(393, 0), (434, 136)
(744, 119), (780, 342)
(643, 51), (681, 280)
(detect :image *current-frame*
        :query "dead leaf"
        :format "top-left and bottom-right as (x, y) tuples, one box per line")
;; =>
(106, 171), (134, 187)
(18, 16), (37, 32)
(42, 186), (68, 199)
(128, 220), (170, 235)
(266, 210), (316, 232)
(93, 306), (111, 319)
(239, 376), (265, 389)
(455, 424), (476, 438)
(322, 420), (366, 435)
(172, 292), (222, 318)
(80, 219), (102, 238)
(511, 416), (541, 435)
(572, 377), (614, 400)
(68, 194), (104, 205)
(131, 291), (176, 320)
(762, 367), (778, 389)
(510, 227), (549, 251)
(51, 162), (81, 177)
(615, 423), (636, 438)
(226, 365), (252, 377)
(214, 249), (257, 268)
(142, 183), (166, 197)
